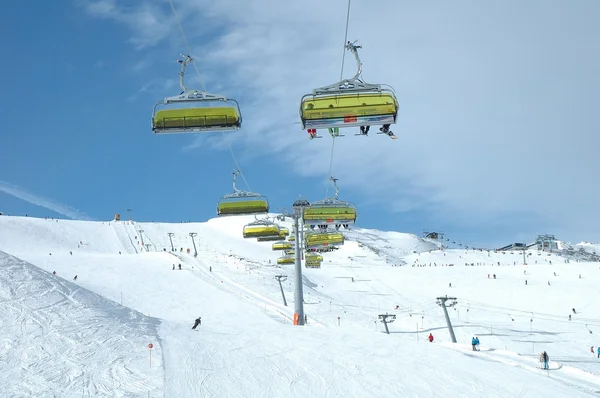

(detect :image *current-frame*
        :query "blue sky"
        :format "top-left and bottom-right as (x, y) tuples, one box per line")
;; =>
(1, 0), (599, 249)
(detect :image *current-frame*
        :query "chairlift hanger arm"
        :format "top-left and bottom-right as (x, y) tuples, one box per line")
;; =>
(329, 176), (340, 200)
(311, 40), (382, 95)
(232, 169), (241, 193)
(178, 54), (194, 93)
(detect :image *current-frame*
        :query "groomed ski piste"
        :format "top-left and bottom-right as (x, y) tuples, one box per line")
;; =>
(0, 214), (599, 397)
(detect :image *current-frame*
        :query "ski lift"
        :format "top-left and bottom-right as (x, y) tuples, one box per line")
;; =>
(299, 41), (398, 132)
(284, 249), (295, 256)
(217, 170), (269, 216)
(272, 241), (293, 251)
(305, 260), (322, 269)
(277, 255), (296, 265)
(152, 55), (242, 134)
(305, 231), (345, 249)
(242, 218), (281, 239)
(305, 253), (323, 262)
(279, 227), (290, 238)
(303, 177), (357, 226)
(257, 235), (283, 242)
(288, 234), (296, 242)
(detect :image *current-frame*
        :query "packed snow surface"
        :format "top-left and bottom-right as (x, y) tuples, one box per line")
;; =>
(0, 214), (599, 397)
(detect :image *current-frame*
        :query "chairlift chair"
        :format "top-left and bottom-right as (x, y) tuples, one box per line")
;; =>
(152, 55), (242, 134)
(272, 241), (293, 251)
(277, 255), (296, 265)
(284, 249), (295, 256)
(217, 170), (269, 216)
(242, 218), (281, 239)
(299, 41), (398, 132)
(305, 253), (323, 263)
(305, 260), (322, 269)
(257, 235), (283, 242)
(305, 231), (345, 250)
(303, 177), (357, 227)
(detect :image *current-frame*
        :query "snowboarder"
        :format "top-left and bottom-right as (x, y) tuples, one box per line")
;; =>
(73, 275), (78, 281)
(540, 351), (549, 369)
(471, 336), (477, 351)
(380, 124), (394, 137)
(192, 317), (201, 330)
(428, 333), (434, 342)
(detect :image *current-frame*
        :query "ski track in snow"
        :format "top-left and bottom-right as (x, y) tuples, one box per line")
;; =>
(0, 251), (163, 397)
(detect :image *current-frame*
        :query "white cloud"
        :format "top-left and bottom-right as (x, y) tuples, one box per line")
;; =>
(79, 0), (600, 242)
(79, 0), (174, 49)
(0, 181), (93, 221)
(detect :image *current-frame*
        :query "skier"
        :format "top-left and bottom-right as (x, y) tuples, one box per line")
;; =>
(178, 264), (182, 270)
(192, 317), (201, 330)
(475, 336), (480, 350)
(572, 308), (576, 314)
(471, 336), (477, 351)
(172, 264), (175, 270)
(428, 333), (434, 342)
(597, 347), (599, 359)
(73, 275), (78, 281)
(359, 125), (370, 136)
(540, 351), (549, 369)
(52, 271), (56, 275)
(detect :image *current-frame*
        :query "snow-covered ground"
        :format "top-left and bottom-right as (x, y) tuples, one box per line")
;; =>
(0, 214), (599, 397)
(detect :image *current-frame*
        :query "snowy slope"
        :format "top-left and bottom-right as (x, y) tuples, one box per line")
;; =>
(576, 241), (600, 255)
(0, 251), (162, 397)
(0, 215), (599, 396)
